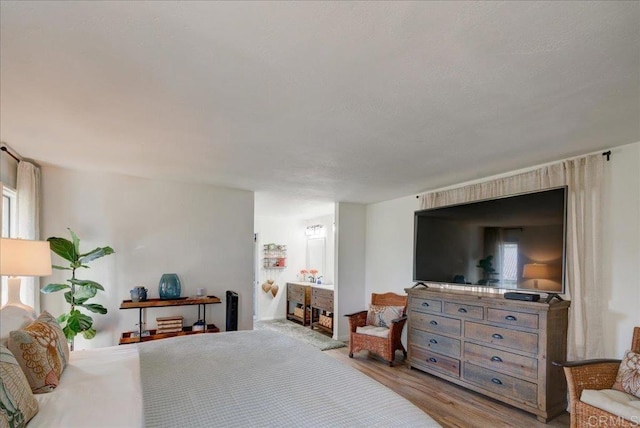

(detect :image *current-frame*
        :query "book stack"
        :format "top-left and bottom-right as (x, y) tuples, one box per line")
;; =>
(156, 316), (183, 334)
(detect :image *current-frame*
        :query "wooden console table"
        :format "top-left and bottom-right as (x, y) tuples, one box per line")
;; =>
(119, 296), (221, 344)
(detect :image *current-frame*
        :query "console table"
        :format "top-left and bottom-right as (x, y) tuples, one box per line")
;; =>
(119, 296), (221, 344)
(405, 287), (570, 423)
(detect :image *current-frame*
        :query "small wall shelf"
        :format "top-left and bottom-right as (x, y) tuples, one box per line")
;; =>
(263, 243), (287, 269)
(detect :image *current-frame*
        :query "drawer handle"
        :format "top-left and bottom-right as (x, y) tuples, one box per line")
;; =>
(491, 356), (503, 363)
(491, 378), (503, 385)
(429, 339), (438, 344)
(505, 315), (517, 321)
(421, 302), (430, 307)
(428, 357), (437, 363)
(430, 320), (438, 326)
(458, 308), (467, 313)
(492, 333), (504, 340)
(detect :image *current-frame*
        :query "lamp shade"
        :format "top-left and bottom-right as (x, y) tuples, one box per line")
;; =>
(0, 238), (52, 276)
(522, 263), (551, 280)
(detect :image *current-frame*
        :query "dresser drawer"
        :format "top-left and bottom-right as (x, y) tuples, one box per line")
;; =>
(412, 312), (461, 336)
(312, 287), (333, 300)
(488, 308), (539, 329)
(311, 295), (333, 311)
(464, 363), (537, 406)
(411, 346), (460, 377)
(444, 302), (484, 320)
(288, 290), (304, 302)
(464, 342), (538, 379)
(409, 297), (442, 314)
(465, 322), (538, 354)
(409, 328), (461, 358)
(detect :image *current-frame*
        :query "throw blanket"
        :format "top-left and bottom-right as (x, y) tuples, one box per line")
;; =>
(138, 330), (440, 428)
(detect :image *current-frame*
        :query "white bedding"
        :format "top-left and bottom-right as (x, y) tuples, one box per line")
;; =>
(29, 344), (142, 428)
(27, 331), (440, 428)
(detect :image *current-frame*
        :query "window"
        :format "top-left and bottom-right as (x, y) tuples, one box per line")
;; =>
(1, 185), (16, 305)
(500, 242), (518, 285)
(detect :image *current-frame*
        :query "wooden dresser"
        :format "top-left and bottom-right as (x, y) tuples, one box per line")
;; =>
(286, 283), (311, 326)
(405, 287), (570, 423)
(311, 285), (334, 336)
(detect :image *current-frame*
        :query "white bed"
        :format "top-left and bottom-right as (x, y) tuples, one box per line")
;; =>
(25, 330), (440, 427)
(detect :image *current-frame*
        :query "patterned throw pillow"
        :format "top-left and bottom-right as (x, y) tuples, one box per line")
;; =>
(7, 311), (70, 394)
(0, 345), (39, 427)
(612, 350), (640, 398)
(367, 305), (405, 328)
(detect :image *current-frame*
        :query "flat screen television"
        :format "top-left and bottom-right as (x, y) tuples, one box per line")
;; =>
(413, 187), (567, 296)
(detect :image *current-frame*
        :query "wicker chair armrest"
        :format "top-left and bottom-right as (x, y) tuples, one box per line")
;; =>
(344, 310), (368, 318)
(344, 310), (368, 331)
(556, 360), (621, 402)
(553, 359), (621, 368)
(390, 315), (408, 324)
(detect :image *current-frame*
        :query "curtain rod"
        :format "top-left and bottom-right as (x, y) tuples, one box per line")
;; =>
(0, 146), (20, 162)
(602, 150), (611, 161)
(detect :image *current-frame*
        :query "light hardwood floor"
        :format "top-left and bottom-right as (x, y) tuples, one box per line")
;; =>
(324, 347), (570, 428)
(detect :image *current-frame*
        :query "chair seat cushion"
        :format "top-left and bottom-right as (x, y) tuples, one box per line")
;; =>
(581, 388), (640, 422)
(356, 325), (390, 338)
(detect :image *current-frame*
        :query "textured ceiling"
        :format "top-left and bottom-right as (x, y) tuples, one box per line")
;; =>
(1, 1), (639, 205)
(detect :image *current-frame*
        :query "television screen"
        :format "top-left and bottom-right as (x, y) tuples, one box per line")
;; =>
(413, 187), (567, 294)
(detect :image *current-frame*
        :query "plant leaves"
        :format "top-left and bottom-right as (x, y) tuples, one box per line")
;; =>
(68, 228), (81, 256)
(78, 247), (115, 264)
(64, 291), (73, 305)
(57, 313), (69, 324)
(80, 303), (108, 314)
(47, 237), (77, 263)
(67, 310), (93, 333)
(52, 265), (71, 270)
(73, 286), (98, 304)
(68, 279), (105, 291)
(41, 283), (70, 293)
(62, 325), (76, 342)
(81, 328), (97, 340)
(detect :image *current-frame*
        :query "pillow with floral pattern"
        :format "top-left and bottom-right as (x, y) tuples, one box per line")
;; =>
(612, 350), (640, 398)
(7, 311), (69, 394)
(0, 345), (39, 427)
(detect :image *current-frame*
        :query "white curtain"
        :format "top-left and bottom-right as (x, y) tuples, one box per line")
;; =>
(419, 153), (605, 359)
(16, 161), (42, 313)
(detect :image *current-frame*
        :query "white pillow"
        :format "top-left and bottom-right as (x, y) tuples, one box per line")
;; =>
(0, 306), (35, 346)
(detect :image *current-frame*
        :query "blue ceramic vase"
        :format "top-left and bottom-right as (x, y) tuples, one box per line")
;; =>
(158, 273), (181, 299)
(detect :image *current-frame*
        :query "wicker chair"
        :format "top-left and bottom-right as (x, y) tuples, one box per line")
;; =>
(555, 327), (640, 427)
(344, 292), (407, 367)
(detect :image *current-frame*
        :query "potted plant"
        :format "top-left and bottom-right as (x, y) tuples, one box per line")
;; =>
(476, 255), (498, 285)
(41, 228), (114, 350)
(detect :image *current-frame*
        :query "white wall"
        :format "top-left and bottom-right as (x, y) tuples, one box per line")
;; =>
(254, 216), (307, 320)
(335, 202), (367, 341)
(40, 166), (254, 349)
(365, 142), (640, 357)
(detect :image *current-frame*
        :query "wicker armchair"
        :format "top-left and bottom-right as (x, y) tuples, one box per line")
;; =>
(555, 327), (640, 427)
(344, 292), (407, 367)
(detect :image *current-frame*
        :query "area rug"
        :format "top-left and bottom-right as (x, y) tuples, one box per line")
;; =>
(254, 319), (346, 351)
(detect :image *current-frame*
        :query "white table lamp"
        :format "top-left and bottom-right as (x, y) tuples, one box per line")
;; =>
(522, 263), (551, 289)
(0, 238), (53, 312)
